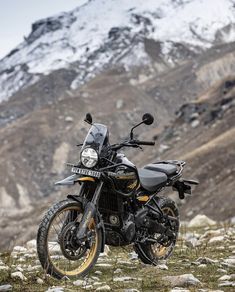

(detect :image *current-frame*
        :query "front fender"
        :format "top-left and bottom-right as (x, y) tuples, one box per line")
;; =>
(55, 174), (79, 185)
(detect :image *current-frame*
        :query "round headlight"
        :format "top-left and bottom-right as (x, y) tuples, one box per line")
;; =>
(81, 148), (98, 168)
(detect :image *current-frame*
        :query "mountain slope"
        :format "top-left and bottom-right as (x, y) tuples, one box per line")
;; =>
(0, 0), (235, 102)
(0, 0), (235, 249)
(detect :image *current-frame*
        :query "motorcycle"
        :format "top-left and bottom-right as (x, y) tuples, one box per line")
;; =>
(37, 113), (198, 279)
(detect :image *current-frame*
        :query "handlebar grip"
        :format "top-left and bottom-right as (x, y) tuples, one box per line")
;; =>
(137, 140), (155, 146)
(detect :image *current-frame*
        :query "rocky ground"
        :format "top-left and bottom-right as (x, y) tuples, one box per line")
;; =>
(0, 214), (234, 292)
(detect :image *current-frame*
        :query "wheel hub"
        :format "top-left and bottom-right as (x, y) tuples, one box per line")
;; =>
(59, 222), (87, 260)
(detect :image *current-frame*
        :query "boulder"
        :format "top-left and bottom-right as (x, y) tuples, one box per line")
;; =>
(0, 285), (12, 292)
(208, 236), (225, 244)
(73, 280), (85, 286)
(12, 246), (27, 253)
(46, 287), (64, 292)
(36, 277), (44, 284)
(222, 258), (235, 267)
(170, 289), (190, 292)
(162, 274), (201, 287)
(11, 271), (27, 281)
(218, 281), (235, 287)
(188, 215), (216, 228)
(96, 285), (111, 291)
(26, 239), (37, 252)
(113, 276), (141, 282)
(195, 257), (218, 265)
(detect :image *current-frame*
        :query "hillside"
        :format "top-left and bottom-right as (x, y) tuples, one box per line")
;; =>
(0, 0), (235, 250)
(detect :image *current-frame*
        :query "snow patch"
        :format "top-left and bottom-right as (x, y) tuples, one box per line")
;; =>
(0, 0), (235, 102)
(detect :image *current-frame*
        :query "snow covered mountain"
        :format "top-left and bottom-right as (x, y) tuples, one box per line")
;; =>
(0, 0), (235, 102)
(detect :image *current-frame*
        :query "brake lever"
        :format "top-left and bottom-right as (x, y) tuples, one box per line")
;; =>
(137, 145), (143, 151)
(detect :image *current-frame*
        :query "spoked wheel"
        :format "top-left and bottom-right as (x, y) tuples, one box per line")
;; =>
(135, 197), (179, 265)
(37, 199), (102, 279)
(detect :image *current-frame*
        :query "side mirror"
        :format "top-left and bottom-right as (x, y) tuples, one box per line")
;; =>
(84, 113), (92, 124)
(142, 113), (154, 125)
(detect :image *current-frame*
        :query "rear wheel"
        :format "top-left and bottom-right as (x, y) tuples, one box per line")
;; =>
(135, 196), (179, 265)
(37, 199), (102, 279)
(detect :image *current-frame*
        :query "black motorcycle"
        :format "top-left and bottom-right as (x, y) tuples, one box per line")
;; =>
(37, 113), (198, 279)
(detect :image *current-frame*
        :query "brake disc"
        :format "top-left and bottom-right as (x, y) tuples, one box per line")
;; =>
(59, 222), (87, 260)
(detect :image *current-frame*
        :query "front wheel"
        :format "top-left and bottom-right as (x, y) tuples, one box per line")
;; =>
(37, 199), (102, 279)
(135, 196), (179, 265)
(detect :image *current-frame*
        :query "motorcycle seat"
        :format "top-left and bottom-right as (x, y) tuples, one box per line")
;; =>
(138, 168), (167, 192)
(144, 163), (177, 176)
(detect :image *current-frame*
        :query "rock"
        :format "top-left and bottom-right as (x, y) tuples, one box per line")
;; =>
(113, 276), (140, 282)
(0, 285), (12, 292)
(163, 274), (201, 287)
(218, 281), (235, 287)
(188, 215), (216, 228)
(184, 233), (200, 248)
(26, 239), (37, 252)
(16, 266), (23, 272)
(200, 229), (222, 240)
(198, 264), (207, 268)
(96, 263), (112, 268)
(230, 216), (235, 225)
(94, 271), (103, 275)
(208, 236), (225, 244)
(13, 246), (27, 253)
(0, 266), (9, 271)
(157, 263), (168, 270)
(73, 280), (85, 286)
(215, 246), (225, 251)
(96, 285), (111, 291)
(124, 289), (140, 292)
(64, 116), (73, 122)
(195, 257), (218, 265)
(129, 251), (138, 260)
(46, 287), (64, 292)
(36, 277), (44, 284)
(218, 275), (231, 281)
(170, 289), (190, 292)
(217, 268), (227, 273)
(11, 271), (27, 281)
(47, 242), (61, 254)
(222, 258), (235, 267)
(83, 285), (93, 290)
(100, 245), (110, 257)
(191, 119), (200, 128)
(114, 268), (122, 274)
(116, 99), (124, 109)
(159, 144), (170, 154)
(27, 264), (41, 271)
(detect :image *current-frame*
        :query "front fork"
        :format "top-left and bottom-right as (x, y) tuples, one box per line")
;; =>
(76, 181), (104, 243)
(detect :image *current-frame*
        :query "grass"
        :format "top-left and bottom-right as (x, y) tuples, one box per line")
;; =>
(0, 225), (234, 291)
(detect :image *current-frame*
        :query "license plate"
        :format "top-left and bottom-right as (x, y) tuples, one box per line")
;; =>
(71, 167), (101, 178)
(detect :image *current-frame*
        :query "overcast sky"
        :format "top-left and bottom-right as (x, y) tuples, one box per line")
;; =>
(0, 0), (88, 59)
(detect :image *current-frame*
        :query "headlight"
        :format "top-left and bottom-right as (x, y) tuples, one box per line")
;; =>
(81, 148), (98, 168)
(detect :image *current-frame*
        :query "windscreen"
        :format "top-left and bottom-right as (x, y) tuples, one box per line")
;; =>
(82, 123), (109, 153)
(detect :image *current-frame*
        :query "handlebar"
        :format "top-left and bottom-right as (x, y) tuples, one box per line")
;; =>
(110, 139), (155, 151)
(133, 140), (155, 146)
